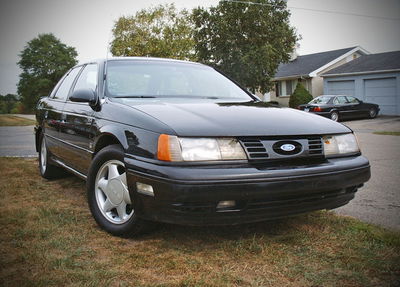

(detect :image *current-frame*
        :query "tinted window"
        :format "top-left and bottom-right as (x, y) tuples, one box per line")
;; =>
(106, 61), (251, 101)
(346, 96), (359, 104)
(309, 96), (331, 104)
(72, 64), (98, 93)
(53, 67), (81, 100)
(334, 96), (348, 104)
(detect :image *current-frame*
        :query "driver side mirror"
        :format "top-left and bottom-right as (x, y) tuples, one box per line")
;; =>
(69, 89), (96, 105)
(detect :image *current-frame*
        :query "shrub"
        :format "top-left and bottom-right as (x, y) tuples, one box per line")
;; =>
(289, 83), (313, 108)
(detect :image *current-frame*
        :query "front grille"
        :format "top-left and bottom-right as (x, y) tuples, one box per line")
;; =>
(272, 141), (302, 156)
(240, 138), (269, 159)
(308, 137), (323, 155)
(239, 136), (324, 161)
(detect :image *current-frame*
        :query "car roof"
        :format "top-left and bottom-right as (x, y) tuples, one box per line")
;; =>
(76, 57), (205, 67)
(319, 95), (352, 98)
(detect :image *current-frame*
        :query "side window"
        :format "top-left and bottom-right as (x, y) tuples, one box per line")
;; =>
(334, 96), (348, 104)
(72, 64), (98, 94)
(346, 96), (359, 104)
(53, 67), (82, 101)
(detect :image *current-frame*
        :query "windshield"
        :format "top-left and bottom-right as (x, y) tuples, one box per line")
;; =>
(105, 60), (251, 101)
(309, 96), (331, 104)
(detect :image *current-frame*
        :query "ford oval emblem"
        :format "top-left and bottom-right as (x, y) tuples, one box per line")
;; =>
(280, 144), (295, 152)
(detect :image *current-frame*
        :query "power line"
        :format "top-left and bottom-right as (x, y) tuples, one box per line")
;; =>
(220, 0), (400, 22)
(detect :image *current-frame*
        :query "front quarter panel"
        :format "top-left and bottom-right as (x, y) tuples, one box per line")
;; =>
(92, 118), (160, 160)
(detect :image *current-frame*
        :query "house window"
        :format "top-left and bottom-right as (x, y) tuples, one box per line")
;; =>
(286, 80), (293, 95)
(276, 81), (282, 97)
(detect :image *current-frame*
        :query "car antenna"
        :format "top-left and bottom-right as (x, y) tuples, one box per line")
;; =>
(102, 31), (113, 102)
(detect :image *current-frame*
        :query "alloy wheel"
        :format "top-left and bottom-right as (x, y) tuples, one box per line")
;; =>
(330, 112), (339, 122)
(94, 159), (133, 224)
(40, 137), (47, 174)
(369, 108), (377, 118)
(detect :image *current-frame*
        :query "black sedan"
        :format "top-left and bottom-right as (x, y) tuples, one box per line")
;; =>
(35, 58), (370, 236)
(298, 95), (380, 121)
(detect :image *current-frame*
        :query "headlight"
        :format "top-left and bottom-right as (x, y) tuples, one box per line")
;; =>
(157, 134), (247, 161)
(322, 133), (360, 157)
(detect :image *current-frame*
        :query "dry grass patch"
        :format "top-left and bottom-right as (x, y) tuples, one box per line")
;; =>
(373, 131), (400, 136)
(0, 115), (35, 126)
(0, 158), (399, 286)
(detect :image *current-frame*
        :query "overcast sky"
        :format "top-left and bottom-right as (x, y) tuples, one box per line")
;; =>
(0, 0), (399, 95)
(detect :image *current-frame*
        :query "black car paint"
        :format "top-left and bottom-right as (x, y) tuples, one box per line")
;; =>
(35, 58), (371, 226)
(298, 95), (380, 121)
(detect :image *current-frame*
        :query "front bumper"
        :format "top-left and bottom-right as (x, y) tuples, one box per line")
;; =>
(125, 156), (370, 225)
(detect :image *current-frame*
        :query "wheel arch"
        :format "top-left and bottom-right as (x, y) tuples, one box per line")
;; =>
(35, 126), (42, 152)
(93, 133), (125, 158)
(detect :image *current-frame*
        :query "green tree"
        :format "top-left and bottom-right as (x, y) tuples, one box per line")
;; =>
(17, 33), (78, 112)
(0, 94), (19, 114)
(289, 83), (313, 108)
(111, 4), (195, 60)
(192, 0), (298, 93)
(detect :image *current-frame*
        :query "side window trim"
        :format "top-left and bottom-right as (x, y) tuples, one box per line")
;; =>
(49, 70), (70, 99)
(51, 66), (84, 102)
(67, 63), (98, 103)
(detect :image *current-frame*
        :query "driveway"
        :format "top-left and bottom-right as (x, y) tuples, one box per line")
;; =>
(335, 116), (400, 231)
(0, 125), (37, 157)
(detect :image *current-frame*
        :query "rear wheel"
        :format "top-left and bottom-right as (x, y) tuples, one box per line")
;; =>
(330, 111), (339, 122)
(39, 133), (64, 179)
(87, 144), (149, 236)
(369, 107), (378, 119)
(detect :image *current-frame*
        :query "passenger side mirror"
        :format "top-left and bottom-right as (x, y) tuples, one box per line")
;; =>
(69, 89), (96, 104)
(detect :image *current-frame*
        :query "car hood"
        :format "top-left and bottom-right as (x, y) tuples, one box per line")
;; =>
(118, 99), (351, 137)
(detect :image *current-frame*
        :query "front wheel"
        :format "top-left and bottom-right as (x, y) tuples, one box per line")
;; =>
(330, 111), (339, 122)
(369, 107), (378, 119)
(87, 144), (148, 236)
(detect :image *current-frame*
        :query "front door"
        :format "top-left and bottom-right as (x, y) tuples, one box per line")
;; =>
(58, 64), (98, 174)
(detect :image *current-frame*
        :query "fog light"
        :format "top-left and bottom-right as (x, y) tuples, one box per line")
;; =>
(217, 200), (236, 210)
(136, 182), (154, 197)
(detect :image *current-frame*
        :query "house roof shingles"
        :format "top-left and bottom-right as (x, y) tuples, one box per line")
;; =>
(322, 50), (400, 76)
(274, 47), (357, 79)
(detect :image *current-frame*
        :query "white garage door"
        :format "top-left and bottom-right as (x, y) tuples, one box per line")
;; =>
(364, 77), (397, 115)
(327, 80), (355, 96)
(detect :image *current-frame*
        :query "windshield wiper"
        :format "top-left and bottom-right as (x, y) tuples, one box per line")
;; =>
(113, 96), (156, 98)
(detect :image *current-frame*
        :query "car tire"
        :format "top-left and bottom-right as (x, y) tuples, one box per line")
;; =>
(369, 107), (378, 119)
(330, 111), (339, 122)
(39, 133), (64, 179)
(87, 144), (149, 236)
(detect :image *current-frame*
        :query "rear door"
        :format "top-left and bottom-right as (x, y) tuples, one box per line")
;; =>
(58, 63), (98, 174)
(332, 96), (349, 118)
(346, 96), (365, 118)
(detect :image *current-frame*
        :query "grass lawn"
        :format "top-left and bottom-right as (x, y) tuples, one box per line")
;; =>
(0, 114), (35, 126)
(373, 131), (400, 136)
(0, 158), (399, 287)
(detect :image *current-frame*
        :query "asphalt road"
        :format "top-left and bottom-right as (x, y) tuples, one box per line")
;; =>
(0, 115), (399, 230)
(335, 116), (400, 231)
(0, 125), (37, 157)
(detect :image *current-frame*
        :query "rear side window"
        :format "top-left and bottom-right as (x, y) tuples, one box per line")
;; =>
(346, 96), (359, 104)
(72, 64), (98, 94)
(53, 67), (82, 100)
(334, 96), (348, 104)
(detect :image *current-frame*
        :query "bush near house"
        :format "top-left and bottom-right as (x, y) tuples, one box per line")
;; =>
(289, 83), (313, 108)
